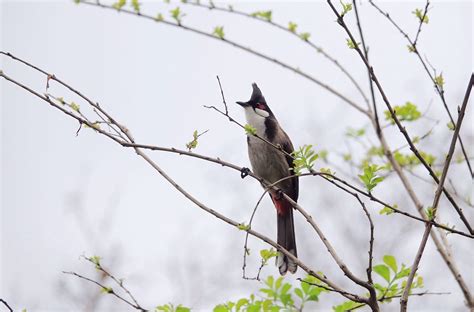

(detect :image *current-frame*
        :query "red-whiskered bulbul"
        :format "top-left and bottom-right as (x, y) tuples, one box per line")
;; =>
(237, 83), (298, 275)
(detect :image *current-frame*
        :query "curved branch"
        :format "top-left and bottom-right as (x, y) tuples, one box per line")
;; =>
(75, 1), (370, 116)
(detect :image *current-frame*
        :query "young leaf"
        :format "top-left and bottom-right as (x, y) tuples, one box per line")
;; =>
(288, 21), (297, 33)
(131, 0), (140, 12)
(70, 102), (80, 112)
(299, 32), (311, 41)
(112, 0), (126, 10)
(384, 101), (421, 124)
(101, 286), (113, 294)
(155, 13), (164, 22)
(89, 255), (102, 269)
(434, 73), (444, 89)
(251, 10), (272, 22)
(447, 121), (455, 130)
(213, 26), (225, 39)
(170, 7), (185, 24)
(383, 255), (398, 273)
(339, 0), (352, 16)
(373, 264), (390, 283)
(244, 124), (257, 136)
(412, 8), (429, 24)
(346, 38), (359, 49)
(379, 206), (394, 215)
(358, 164), (385, 192)
(237, 223), (250, 231)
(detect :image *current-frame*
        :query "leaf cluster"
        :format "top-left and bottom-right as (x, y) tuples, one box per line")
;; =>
(213, 275), (327, 312)
(358, 164), (384, 192)
(412, 8), (429, 24)
(334, 256), (424, 311)
(384, 101), (421, 124)
(292, 145), (319, 175)
(251, 11), (272, 22)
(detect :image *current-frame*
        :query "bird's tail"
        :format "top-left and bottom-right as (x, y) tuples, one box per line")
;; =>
(272, 195), (297, 275)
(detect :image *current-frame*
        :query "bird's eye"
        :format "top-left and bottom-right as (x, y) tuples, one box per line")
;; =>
(256, 103), (266, 110)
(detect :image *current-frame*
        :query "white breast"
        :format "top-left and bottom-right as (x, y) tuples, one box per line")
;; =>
(244, 106), (268, 137)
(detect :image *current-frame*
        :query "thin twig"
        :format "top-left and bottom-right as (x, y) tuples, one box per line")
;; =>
(74, 1), (369, 116)
(82, 256), (144, 310)
(63, 271), (147, 311)
(400, 73), (473, 311)
(368, 1), (473, 178)
(1, 57), (363, 304)
(0, 299), (13, 312)
(180, 0), (370, 106)
(326, 1), (472, 235)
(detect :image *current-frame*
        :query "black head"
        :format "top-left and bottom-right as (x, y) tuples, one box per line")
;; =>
(236, 83), (273, 116)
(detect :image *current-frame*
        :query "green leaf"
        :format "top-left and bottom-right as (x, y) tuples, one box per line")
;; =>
(101, 286), (113, 294)
(299, 32), (311, 41)
(447, 121), (455, 131)
(213, 305), (229, 312)
(89, 255), (102, 269)
(251, 10), (272, 22)
(333, 300), (359, 312)
(292, 144), (319, 174)
(320, 167), (334, 178)
(346, 38), (359, 49)
(155, 13), (164, 22)
(434, 73), (444, 89)
(384, 101), (421, 124)
(345, 127), (365, 137)
(213, 26), (225, 39)
(319, 149), (328, 161)
(288, 21), (297, 33)
(294, 288), (304, 299)
(236, 298), (249, 311)
(339, 0), (352, 16)
(358, 164), (385, 192)
(379, 206), (394, 215)
(170, 7), (185, 23)
(260, 249), (278, 264)
(412, 8), (429, 24)
(425, 206), (435, 220)
(112, 0), (126, 10)
(131, 0), (140, 12)
(244, 124), (257, 136)
(383, 255), (398, 273)
(176, 307), (190, 312)
(70, 102), (80, 112)
(373, 264), (390, 283)
(237, 223), (250, 231)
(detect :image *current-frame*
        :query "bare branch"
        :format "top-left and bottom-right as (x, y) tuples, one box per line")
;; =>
(0, 299), (13, 312)
(63, 271), (147, 311)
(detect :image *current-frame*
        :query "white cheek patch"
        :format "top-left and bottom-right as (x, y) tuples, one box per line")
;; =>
(255, 108), (270, 118)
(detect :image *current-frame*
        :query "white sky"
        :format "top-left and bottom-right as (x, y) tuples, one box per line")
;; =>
(1, 0), (473, 311)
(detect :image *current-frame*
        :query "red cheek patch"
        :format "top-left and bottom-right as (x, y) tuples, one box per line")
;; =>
(256, 103), (266, 110)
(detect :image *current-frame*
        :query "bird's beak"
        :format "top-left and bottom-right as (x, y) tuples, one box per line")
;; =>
(236, 101), (250, 107)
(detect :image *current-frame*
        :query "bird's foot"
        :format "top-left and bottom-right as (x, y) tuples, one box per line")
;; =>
(275, 189), (284, 200)
(240, 167), (251, 179)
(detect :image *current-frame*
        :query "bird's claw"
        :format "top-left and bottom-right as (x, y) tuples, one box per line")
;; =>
(241, 167), (251, 179)
(276, 189), (284, 200)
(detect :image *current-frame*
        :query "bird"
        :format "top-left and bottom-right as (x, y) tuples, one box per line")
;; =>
(236, 83), (299, 275)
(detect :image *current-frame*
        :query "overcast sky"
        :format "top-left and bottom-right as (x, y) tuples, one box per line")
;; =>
(1, 0), (473, 311)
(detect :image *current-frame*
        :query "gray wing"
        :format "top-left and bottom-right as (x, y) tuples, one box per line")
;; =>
(279, 130), (299, 202)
